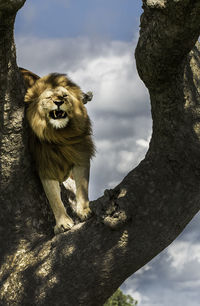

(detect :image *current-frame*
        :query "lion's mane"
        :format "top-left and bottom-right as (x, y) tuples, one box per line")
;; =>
(25, 73), (95, 182)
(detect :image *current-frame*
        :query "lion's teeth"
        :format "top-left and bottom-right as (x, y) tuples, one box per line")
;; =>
(54, 110), (57, 118)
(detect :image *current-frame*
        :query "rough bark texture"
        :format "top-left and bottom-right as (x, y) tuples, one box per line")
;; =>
(1, 0), (200, 305)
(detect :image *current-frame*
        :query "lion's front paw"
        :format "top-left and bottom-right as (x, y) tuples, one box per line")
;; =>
(54, 215), (74, 235)
(76, 203), (92, 221)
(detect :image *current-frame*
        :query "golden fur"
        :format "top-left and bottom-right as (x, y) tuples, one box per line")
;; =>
(24, 73), (95, 182)
(23, 70), (95, 233)
(19, 67), (40, 88)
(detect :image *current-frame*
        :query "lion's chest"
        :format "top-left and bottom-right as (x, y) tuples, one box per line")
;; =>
(32, 141), (76, 182)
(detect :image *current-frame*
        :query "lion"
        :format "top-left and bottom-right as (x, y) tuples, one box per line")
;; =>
(21, 68), (95, 234)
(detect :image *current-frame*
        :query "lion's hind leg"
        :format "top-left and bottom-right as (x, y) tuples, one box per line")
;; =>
(40, 178), (74, 234)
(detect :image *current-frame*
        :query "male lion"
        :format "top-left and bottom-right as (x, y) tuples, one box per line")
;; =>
(22, 69), (95, 234)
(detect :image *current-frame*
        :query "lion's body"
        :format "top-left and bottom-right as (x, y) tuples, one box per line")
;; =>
(30, 132), (94, 182)
(23, 70), (95, 234)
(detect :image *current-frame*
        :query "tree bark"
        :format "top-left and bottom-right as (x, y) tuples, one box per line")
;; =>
(1, 0), (200, 305)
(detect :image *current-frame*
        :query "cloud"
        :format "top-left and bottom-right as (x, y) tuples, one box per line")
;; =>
(167, 241), (200, 270)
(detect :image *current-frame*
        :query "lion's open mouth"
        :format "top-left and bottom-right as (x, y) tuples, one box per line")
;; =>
(49, 110), (67, 120)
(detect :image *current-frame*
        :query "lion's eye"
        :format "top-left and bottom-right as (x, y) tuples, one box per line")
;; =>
(57, 95), (67, 100)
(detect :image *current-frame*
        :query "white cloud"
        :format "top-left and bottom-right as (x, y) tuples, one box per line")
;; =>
(135, 264), (152, 276)
(70, 50), (147, 115)
(136, 138), (149, 148)
(16, 36), (148, 114)
(167, 241), (200, 270)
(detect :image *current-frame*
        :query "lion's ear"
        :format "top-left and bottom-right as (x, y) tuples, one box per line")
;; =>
(19, 67), (40, 89)
(24, 90), (34, 104)
(82, 91), (93, 104)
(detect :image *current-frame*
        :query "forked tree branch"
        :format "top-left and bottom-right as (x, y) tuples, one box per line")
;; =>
(1, 1), (200, 305)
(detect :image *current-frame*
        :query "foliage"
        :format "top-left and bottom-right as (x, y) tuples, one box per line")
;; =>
(104, 289), (138, 306)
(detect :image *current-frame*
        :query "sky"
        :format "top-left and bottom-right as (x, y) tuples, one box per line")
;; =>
(14, 1), (200, 305)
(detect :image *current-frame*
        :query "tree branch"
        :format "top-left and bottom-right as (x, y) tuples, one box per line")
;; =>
(0, 0), (26, 12)
(136, 0), (200, 88)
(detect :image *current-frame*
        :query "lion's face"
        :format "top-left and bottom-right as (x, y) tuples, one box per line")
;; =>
(38, 86), (73, 129)
(25, 73), (91, 142)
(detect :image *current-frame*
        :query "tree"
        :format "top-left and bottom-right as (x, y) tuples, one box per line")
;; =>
(104, 289), (137, 306)
(0, 0), (200, 305)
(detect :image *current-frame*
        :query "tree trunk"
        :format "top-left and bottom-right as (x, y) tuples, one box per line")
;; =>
(1, 0), (200, 305)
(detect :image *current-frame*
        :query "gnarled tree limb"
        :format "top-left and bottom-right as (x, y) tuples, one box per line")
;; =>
(1, 0), (200, 305)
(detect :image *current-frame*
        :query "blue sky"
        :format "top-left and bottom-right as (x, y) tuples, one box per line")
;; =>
(15, 1), (200, 305)
(15, 0), (142, 40)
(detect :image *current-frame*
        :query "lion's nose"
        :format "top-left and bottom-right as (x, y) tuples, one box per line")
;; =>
(54, 101), (64, 107)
